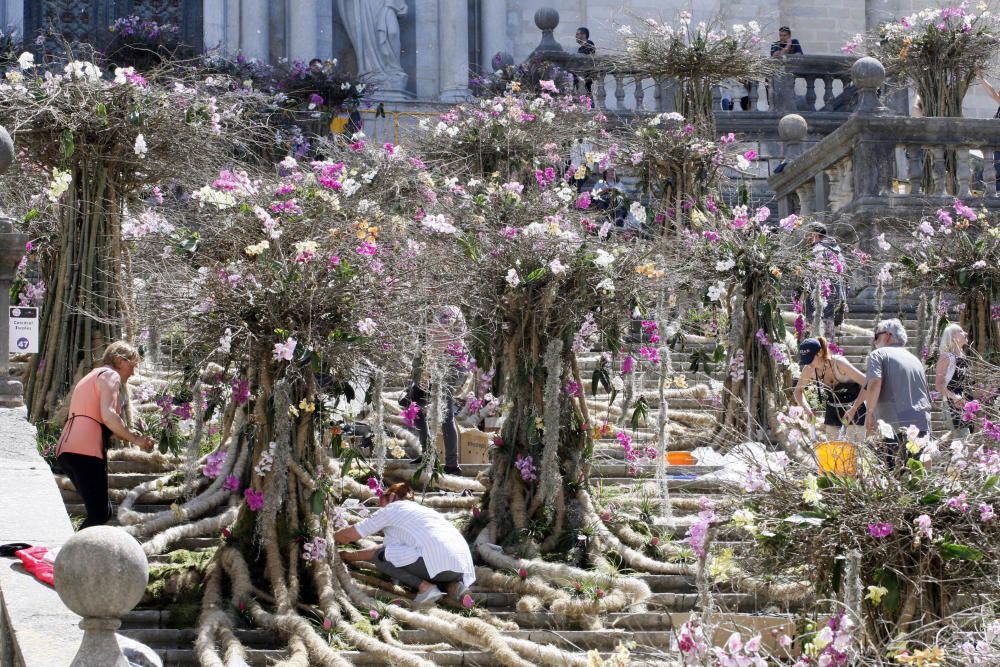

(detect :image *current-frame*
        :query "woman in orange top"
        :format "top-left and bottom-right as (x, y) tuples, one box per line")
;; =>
(55, 342), (154, 529)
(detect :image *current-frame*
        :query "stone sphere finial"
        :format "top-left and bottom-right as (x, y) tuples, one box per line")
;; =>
(55, 527), (149, 667)
(534, 8), (560, 32)
(852, 56), (885, 91)
(851, 57), (888, 114)
(778, 114), (808, 142)
(0, 125), (14, 175)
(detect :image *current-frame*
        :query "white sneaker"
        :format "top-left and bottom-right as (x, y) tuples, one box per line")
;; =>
(414, 587), (445, 606)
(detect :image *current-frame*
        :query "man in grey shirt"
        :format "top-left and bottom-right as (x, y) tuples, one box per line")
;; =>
(862, 318), (932, 468)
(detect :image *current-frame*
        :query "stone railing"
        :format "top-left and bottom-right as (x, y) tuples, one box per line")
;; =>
(0, 407), (156, 667)
(546, 52), (866, 117)
(770, 114), (1000, 220)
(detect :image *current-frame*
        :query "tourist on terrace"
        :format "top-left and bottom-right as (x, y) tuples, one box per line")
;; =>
(576, 27), (596, 55)
(863, 319), (933, 468)
(335, 482), (476, 606)
(770, 26), (803, 57)
(55, 342), (155, 529)
(794, 337), (867, 442)
(934, 323), (974, 437)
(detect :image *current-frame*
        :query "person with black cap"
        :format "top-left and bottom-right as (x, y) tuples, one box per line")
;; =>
(793, 336), (867, 442)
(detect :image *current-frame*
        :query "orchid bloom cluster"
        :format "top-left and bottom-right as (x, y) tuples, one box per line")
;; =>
(728, 421), (1000, 656)
(144, 137), (448, 380)
(890, 200), (999, 300)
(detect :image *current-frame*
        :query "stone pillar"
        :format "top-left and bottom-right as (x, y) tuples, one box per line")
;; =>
(852, 57), (888, 115)
(530, 8), (563, 58)
(0, 125), (25, 409)
(439, 0), (471, 102)
(481, 0), (508, 73)
(778, 113), (808, 160)
(286, 0), (318, 63)
(55, 527), (149, 667)
(240, 0), (270, 60)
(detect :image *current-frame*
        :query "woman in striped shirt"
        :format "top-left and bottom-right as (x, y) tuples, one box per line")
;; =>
(335, 482), (476, 605)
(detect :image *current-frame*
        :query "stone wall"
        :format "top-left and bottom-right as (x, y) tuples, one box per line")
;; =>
(0, 407), (83, 667)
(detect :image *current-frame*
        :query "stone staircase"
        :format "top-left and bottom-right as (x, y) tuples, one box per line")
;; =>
(46, 291), (947, 665)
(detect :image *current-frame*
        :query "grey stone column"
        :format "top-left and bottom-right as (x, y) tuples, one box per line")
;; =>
(439, 0), (471, 102)
(480, 0), (507, 72)
(287, 0), (318, 63)
(240, 0), (270, 60)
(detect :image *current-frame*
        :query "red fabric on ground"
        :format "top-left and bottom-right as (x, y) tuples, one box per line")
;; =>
(15, 546), (54, 586)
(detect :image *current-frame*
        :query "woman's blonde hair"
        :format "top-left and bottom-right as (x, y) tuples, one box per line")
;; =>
(102, 341), (140, 368)
(938, 323), (966, 357)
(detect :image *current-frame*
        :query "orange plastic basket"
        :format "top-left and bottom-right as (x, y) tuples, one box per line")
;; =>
(816, 440), (857, 477)
(666, 451), (697, 466)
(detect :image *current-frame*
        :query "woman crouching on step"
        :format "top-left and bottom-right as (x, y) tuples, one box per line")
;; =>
(335, 481), (475, 605)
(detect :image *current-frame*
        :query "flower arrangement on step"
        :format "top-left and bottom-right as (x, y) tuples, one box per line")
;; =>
(848, 4), (1000, 117)
(666, 206), (856, 444)
(0, 54), (265, 423)
(412, 88), (655, 558)
(719, 409), (1000, 663)
(616, 13), (776, 135)
(626, 113), (743, 231)
(881, 199), (1000, 358)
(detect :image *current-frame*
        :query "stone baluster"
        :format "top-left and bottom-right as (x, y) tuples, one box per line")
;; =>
(906, 146), (923, 195)
(0, 125), (24, 409)
(613, 74), (626, 110)
(634, 77), (645, 111)
(984, 146), (997, 197)
(796, 182), (817, 215)
(595, 75), (607, 110)
(54, 526), (149, 667)
(822, 75), (835, 110)
(931, 146), (947, 195)
(748, 81), (760, 111)
(661, 79), (678, 113)
(804, 75), (817, 111)
(711, 84), (722, 112)
(956, 148), (972, 198)
(653, 79), (663, 112)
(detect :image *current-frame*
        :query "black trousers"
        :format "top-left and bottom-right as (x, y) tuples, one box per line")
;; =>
(412, 385), (459, 468)
(57, 452), (112, 529)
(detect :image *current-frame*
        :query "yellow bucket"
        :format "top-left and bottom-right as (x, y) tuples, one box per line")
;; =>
(816, 440), (857, 477)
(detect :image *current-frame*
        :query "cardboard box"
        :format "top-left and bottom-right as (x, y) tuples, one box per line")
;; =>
(459, 427), (492, 465)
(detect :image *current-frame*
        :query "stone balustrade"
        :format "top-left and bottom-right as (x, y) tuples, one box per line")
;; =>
(544, 53), (869, 117)
(769, 114), (1000, 220)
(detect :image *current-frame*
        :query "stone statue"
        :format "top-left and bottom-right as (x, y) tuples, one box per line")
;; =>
(337, 0), (409, 96)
